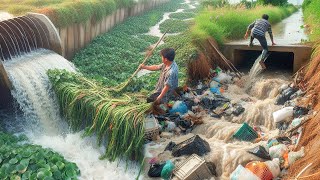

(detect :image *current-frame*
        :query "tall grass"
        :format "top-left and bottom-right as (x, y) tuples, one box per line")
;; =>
(0, 0), (142, 28)
(191, 5), (298, 44)
(302, 0), (320, 42)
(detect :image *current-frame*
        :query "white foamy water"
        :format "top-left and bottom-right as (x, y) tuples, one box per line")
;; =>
(30, 132), (142, 180)
(4, 49), (76, 134)
(0, 11), (13, 21)
(2, 49), (142, 179)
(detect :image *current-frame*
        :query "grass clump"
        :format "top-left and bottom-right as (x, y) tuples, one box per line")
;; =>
(302, 0), (320, 41)
(0, 0), (146, 28)
(47, 69), (150, 162)
(0, 131), (80, 179)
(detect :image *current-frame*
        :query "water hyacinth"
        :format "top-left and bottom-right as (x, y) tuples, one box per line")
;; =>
(47, 69), (151, 162)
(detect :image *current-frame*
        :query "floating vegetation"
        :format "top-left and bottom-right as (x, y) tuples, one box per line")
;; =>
(0, 131), (80, 180)
(48, 69), (151, 162)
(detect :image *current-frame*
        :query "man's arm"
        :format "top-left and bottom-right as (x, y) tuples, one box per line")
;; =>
(244, 21), (255, 39)
(155, 84), (170, 103)
(268, 26), (276, 45)
(139, 64), (162, 71)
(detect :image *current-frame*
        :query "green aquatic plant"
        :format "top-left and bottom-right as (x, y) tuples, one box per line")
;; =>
(48, 69), (151, 162)
(0, 131), (80, 180)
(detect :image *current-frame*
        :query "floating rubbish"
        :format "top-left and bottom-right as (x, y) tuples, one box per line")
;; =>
(272, 107), (294, 123)
(248, 145), (271, 160)
(172, 135), (210, 157)
(233, 123), (258, 142)
(230, 165), (259, 180)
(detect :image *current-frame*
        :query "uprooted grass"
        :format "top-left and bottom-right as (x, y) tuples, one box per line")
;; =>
(286, 41), (320, 179)
(48, 69), (151, 162)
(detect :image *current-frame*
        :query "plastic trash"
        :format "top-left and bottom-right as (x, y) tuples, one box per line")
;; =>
(169, 101), (188, 115)
(288, 147), (304, 165)
(264, 158), (280, 178)
(275, 87), (298, 105)
(161, 160), (175, 180)
(210, 87), (221, 95)
(172, 135), (210, 157)
(273, 107), (294, 123)
(267, 138), (279, 148)
(230, 165), (259, 180)
(214, 72), (232, 83)
(232, 104), (245, 116)
(293, 106), (309, 118)
(269, 144), (288, 159)
(210, 80), (220, 88)
(248, 145), (271, 160)
(233, 123), (258, 142)
(245, 161), (274, 180)
(148, 163), (166, 177)
(291, 118), (302, 127)
(166, 121), (176, 131)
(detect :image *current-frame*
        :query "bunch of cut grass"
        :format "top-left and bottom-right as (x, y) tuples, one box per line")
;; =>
(48, 69), (151, 162)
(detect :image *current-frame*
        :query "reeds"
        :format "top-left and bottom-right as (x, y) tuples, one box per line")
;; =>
(48, 69), (151, 162)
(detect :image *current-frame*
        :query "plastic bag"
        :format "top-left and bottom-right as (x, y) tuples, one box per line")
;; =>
(161, 160), (174, 180)
(169, 101), (188, 115)
(288, 147), (304, 165)
(264, 158), (280, 178)
(214, 72), (232, 83)
(230, 165), (259, 180)
(248, 145), (271, 160)
(269, 144), (288, 159)
(148, 163), (166, 177)
(293, 106), (309, 118)
(273, 107), (294, 123)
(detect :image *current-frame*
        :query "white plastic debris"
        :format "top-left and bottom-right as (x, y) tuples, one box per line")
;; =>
(273, 107), (294, 123)
(230, 165), (259, 180)
(264, 158), (280, 178)
(269, 144), (288, 159)
(288, 147), (305, 165)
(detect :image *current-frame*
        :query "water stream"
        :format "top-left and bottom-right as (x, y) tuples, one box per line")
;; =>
(1, 49), (141, 180)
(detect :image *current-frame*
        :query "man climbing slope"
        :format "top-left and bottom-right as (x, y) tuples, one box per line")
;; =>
(244, 14), (276, 69)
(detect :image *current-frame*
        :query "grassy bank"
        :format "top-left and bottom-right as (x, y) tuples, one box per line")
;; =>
(302, 0), (320, 41)
(0, 0), (143, 28)
(191, 5), (298, 44)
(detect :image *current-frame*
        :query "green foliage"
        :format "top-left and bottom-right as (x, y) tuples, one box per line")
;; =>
(257, 0), (288, 6)
(200, 0), (229, 8)
(302, 0), (320, 41)
(0, 131), (80, 180)
(47, 69), (150, 162)
(0, 0), (143, 28)
(169, 12), (195, 20)
(72, 0), (190, 91)
(159, 19), (189, 33)
(191, 5), (298, 43)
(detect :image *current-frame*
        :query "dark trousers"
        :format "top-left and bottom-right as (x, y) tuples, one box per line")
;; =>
(251, 34), (268, 61)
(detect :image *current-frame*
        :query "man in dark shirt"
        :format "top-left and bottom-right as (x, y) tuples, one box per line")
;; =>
(244, 14), (276, 69)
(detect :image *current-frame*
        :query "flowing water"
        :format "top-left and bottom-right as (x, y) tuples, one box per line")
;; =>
(1, 49), (141, 180)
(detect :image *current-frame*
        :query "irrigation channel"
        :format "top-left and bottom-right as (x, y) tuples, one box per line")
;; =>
(0, 2), (307, 180)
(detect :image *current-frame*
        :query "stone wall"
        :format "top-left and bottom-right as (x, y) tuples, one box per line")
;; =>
(57, 0), (169, 60)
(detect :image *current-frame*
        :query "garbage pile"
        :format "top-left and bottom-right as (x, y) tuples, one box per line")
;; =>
(144, 68), (309, 180)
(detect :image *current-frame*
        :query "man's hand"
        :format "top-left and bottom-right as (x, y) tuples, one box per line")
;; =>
(139, 64), (145, 70)
(243, 33), (249, 39)
(154, 97), (161, 104)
